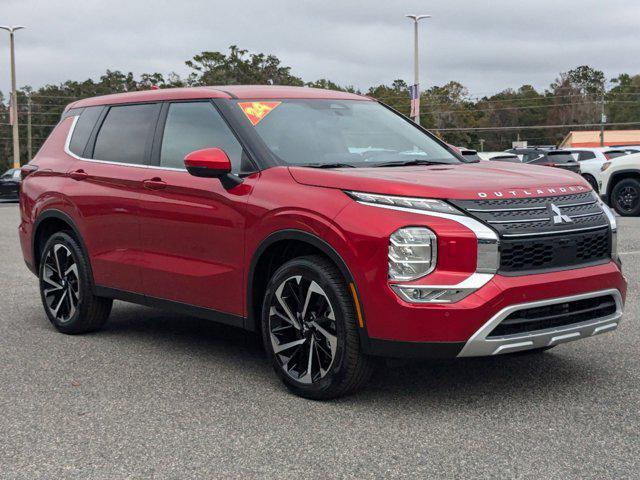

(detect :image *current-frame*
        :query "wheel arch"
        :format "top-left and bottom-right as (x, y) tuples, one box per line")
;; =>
(581, 173), (598, 193)
(605, 169), (640, 203)
(246, 229), (365, 337)
(32, 209), (94, 288)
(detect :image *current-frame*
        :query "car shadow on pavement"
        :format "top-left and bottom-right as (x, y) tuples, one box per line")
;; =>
(101, 303), (614, 405)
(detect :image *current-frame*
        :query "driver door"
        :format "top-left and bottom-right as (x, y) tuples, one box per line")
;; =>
(137, 101), (254, 318)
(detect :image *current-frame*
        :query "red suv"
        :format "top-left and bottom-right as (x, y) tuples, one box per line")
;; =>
(19, 86), (626, 399)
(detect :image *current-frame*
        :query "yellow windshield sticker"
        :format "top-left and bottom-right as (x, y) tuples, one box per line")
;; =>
(238, 101), (281, 126)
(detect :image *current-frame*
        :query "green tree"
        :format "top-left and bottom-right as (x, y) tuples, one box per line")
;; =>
(607, 73), (640, 125)
(185, 45), (304, 86)
(366, 79), (410, 116)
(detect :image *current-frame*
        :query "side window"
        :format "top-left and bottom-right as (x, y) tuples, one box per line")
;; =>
(68, 106), (102, 156)
(578, 151), (596, 161)
(93, 104), (158, 164)
(160, 102), (243, 172)
(524, 152), (539, 163)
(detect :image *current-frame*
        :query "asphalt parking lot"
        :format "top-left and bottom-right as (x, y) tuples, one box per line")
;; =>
(0, 201), (638, 479)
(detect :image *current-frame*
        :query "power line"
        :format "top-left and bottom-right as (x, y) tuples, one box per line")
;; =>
(373, 91), (640, 107)
(433, 121), (640, 132)
(429, 100), (639, 115)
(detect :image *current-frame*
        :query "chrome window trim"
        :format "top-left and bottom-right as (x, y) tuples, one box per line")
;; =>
(458, 288), (623, 357)
(64, 114), (189, 173)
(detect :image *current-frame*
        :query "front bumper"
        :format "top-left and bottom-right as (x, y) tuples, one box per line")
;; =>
(457, 288), (623, 356)
(363, 261), (626, 358)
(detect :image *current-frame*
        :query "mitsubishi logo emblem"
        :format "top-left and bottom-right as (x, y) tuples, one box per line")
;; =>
(549, 203), (573, 225)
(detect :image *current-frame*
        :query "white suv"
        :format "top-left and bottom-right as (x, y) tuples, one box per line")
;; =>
(564, 148), (628, 193)
(600, 152), (640, 216)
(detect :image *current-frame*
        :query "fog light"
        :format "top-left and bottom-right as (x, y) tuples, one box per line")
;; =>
(390, 285), (467, 303)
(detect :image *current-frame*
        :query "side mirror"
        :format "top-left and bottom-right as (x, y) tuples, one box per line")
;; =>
(184, 147), (232, 178)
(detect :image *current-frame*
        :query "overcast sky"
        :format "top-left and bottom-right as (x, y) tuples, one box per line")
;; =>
(2, 0), (639, 98)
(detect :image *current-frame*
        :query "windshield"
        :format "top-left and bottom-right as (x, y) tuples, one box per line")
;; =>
(236, 99), (461, 167)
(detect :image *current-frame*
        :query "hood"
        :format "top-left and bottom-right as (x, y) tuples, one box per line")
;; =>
(288, 162), (591, 200)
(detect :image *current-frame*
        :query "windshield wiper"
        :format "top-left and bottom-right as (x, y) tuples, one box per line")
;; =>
(371, 159), (454, 168)
(301, 163), (357, 169)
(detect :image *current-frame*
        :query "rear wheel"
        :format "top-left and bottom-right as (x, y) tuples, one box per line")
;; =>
(611, 178), (640, 216)
(261, 255), (374, 400)
(39, 232), (112, 334)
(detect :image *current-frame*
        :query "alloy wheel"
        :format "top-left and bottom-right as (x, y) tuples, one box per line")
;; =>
(268, 275), (338, 384)
(42, 244), (80, 323)
(616, 186), (639, 213)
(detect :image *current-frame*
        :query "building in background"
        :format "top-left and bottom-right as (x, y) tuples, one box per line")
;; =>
(560, 130), (640, 148)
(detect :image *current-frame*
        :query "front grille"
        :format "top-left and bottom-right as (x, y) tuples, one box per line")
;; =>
(500, 228), (610, 273)
(488, 294), (617, 337)
(449, 192), (612, 274)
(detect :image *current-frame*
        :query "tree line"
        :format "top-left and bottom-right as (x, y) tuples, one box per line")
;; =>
(1, 45), (639, 169)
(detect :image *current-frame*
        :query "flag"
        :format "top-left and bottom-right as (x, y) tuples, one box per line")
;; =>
(409, 84), (420, 118)
(8, 95), (13, 126)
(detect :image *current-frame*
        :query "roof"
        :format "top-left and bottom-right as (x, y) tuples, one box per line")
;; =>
(67, 85), (370, 110)
(563, 147), (627, 152)
(559, 130), (640, 148)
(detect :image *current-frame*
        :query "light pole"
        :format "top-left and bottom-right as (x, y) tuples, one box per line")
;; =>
(405, 14), (430, 125)
(0, 25), (25, 168)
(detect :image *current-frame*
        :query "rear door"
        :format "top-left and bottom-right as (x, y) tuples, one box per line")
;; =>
(66, 103), (160, 293)
(137, 100), (255, 318)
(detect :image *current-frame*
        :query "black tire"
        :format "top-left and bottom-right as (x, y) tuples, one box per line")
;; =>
(261, 255), (374, 400)
(611, 178), (640, 216)
(582, 174), (599, 193)
(39, 231), (112, 334)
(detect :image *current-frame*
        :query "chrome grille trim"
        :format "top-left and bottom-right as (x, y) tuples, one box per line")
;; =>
(500, 224), (608, 238)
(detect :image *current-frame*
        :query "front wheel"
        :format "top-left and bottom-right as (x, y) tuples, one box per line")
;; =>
(611, 178), (640, 216)
(582, 174), (599, 193)
(261, 255), (374, 400)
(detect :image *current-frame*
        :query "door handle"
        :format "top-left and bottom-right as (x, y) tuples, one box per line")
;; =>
(143, 177), (167, 190)
(69, 169), (89, 181)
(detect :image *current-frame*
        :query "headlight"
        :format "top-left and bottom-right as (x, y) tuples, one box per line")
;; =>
(388, 227), (436, 280)
(601, 162), (612, 172)
(346, 191), (463, 216)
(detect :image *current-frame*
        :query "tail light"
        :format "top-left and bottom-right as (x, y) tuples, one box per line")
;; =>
(20, 164), (38, 180)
